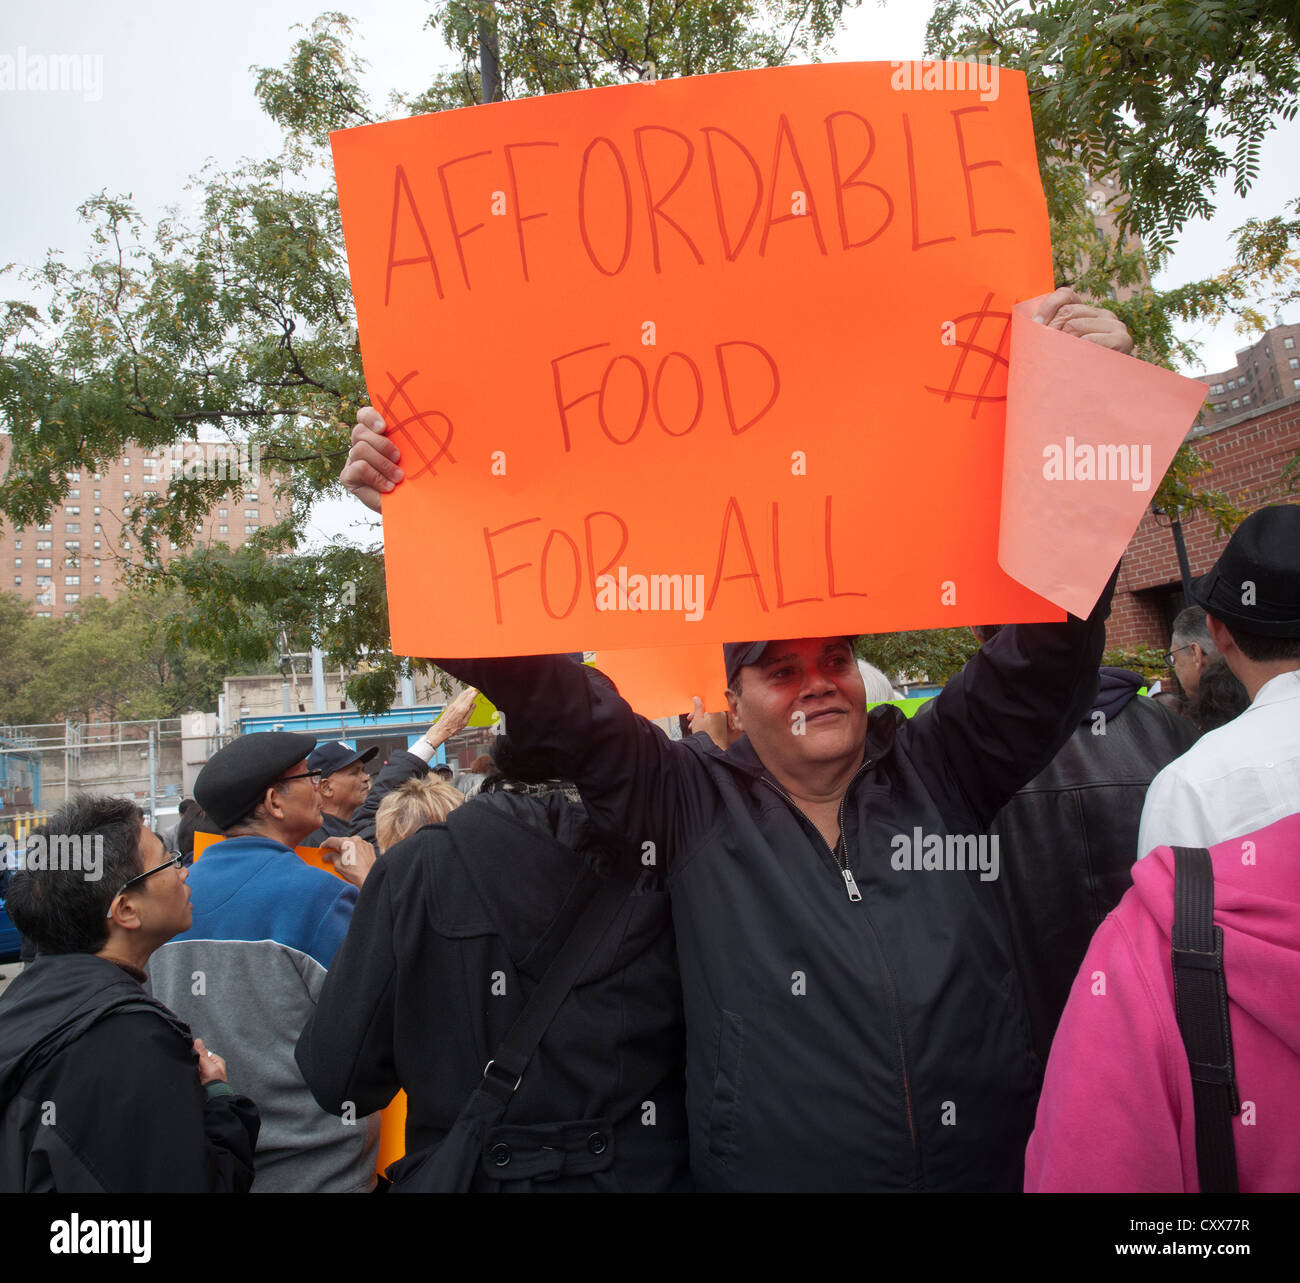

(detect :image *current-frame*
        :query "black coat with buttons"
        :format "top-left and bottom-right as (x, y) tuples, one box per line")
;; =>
(295, 787), (691, 1192)
(433, 573), (1116, 1191)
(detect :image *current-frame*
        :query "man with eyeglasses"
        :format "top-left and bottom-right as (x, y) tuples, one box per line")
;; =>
(1165, 606), (1220, 701)
(0, 793), (260, 1192)
(148, 731), (381, 1192)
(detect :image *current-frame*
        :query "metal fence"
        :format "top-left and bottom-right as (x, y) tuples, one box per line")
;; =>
(0, 719), (183, 835)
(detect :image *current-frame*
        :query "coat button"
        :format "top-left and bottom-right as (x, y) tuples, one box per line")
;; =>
(489, 1142), (511, 1167)
(587, 1131), (607, 1155)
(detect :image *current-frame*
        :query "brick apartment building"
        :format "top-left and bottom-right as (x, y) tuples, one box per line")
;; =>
(0, 436), (283, 619)
(1196, 320), (1300, 421)
(1107, 392), (1300, 653)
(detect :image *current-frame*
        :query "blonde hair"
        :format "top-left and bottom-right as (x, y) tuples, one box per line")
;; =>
(376, 777), (465, 851)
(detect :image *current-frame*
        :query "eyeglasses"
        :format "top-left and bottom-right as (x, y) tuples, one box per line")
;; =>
(1165, 644), (1195, 666)
(106, 852), (185, 918)
(275, 770), (323, 788)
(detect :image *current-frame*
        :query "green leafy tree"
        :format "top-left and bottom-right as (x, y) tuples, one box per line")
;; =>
(0, 591), (231, 725)
(2, 4), (1294, 708)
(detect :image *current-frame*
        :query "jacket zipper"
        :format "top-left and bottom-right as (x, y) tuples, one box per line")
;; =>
(760, 762), (920, 1161)
(760, 763), (871, 902)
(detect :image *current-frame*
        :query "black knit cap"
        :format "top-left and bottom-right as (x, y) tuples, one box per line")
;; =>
(1191, 505), (1300, 637)
(194, 731), (318, 830)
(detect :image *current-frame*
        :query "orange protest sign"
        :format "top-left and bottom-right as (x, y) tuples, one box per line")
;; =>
(333, 62), (1066, 657)
(192, 829), (339, 873)
(593, 643), (728, 720)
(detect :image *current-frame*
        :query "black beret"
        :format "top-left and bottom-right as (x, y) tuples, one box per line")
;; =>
(194, 731), (318, 830)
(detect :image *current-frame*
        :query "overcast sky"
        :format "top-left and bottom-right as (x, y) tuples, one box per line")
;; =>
(2, 1), (1296, 545)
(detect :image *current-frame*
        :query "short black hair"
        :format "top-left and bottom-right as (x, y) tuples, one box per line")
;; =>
(1224, 624), (1300, 664)
(5, 794), (145, 955)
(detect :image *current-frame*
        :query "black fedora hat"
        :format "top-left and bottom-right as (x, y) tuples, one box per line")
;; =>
(1190, 505), (1300, 638)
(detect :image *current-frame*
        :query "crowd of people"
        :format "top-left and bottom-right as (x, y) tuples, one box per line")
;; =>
(1, 290), (1296, 1194)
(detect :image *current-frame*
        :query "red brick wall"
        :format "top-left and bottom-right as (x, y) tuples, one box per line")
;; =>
(1106, 395), (1300, 651)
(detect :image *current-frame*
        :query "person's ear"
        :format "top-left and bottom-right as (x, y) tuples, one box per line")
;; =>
(725, 688), (744, 734)
(1205, 614), (1233, 657)
(108, 892), (143, 933)
(264, 785), (287, 820)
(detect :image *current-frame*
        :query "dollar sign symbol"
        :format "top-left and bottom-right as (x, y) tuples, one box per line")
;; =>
(925, 292), (1012, 419)
(376, 369), (457, 479)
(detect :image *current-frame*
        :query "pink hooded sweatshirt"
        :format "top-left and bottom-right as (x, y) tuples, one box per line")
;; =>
(1025, 812), (1300, 1192)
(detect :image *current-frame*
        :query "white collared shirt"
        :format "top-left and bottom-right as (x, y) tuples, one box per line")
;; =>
(1137, 669), (1300, 856)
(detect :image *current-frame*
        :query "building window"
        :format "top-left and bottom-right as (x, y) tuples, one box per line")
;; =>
(35, 558), (51, 568)
(12, 576), (19, 586)
(65, 593), (79, 603)
(12, 540), (20, 550)
(65, 523), (79, 533)
(1286, 337), (1295, 349)
(218, 508), (228, 518)
(35, 611), (50, 618)
(12, 558), (20, 567)
(218, 524), (229, 534)
(93, 575), (101, 584)
(93, 558), (101, 566)
(69, 489), (80, 499)
(1231, 398), (1240, 408)
(65, 506), (80, 517)
(37, 524), (51, 532)
(244, 509), (259, 519)
(245, 524), (259, 533)
(64, 540), (79, 549)
(65, 576), (80, 586)
(123, 475), (130, 484)
(122, 457), (131, 466)
(1242, 394), (1251, 405)
(93, 542), (102, 550)
(66, 471), (81, 481)
(93, 490), (100, 499)
(35, 576), (51, 586)
(35, 540), (51, 550)
(1289, 358), (1298, 370)
(1294, 378), (1300, 390)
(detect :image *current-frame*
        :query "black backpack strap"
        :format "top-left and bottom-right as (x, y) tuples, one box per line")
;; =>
(479, 864), (638, 1106)
(1170, 846), (1240, 1193)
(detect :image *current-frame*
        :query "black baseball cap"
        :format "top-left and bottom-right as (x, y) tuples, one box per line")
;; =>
(307, 741), (379, 778)
(723, 637), (858, 689)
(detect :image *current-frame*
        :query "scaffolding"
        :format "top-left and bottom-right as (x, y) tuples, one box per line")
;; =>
(0, 718), (183, 837)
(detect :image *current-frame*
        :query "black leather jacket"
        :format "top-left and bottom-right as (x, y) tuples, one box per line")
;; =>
(990, 668), (1199, 1067)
